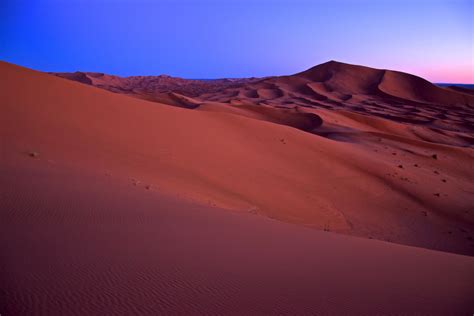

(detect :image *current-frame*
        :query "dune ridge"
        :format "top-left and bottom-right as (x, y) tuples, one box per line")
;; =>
(53, 60), (474, 144)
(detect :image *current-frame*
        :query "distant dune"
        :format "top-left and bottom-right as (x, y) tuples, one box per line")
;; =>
(443, 85), (474, 96)
(2, 60), (474, 314)
(53, 60), (474, 141)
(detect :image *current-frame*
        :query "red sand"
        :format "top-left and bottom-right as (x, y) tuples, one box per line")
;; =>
(2, 61), (474, 314)
(2, 158), (473, 315)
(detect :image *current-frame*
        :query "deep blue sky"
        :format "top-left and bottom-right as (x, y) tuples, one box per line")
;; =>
(1, 0), (473, 82)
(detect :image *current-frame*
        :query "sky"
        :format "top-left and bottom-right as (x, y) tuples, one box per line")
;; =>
(1, 0), (473, 83)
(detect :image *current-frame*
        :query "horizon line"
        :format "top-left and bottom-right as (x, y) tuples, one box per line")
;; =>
(2, 59), (474, 85)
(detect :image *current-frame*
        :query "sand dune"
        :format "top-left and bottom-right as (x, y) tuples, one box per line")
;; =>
(4, 61), (474, 254)
(2, 60), (474, 314)
(53, 71), (260, 97)
(2, 158), (473, 315)
(54, 60), (474, 139)
(446, 85), (474, 96)
(199, 102), (323, 131)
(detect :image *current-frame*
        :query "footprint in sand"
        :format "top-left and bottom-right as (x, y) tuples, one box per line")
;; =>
(28, 151), (39, 158)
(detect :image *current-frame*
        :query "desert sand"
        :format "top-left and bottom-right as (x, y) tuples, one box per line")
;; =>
(2, 60), (474, 314)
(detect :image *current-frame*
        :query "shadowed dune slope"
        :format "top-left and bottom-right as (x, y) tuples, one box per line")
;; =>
(198, 102), (323, 131)
(378, 70), (474, 105)
(2, 61), (474, 255)
(297, 61), (474, 105)
(296, 60), (386, 95)
(1, 158), (473, 315)
(446, 85), (474, 96)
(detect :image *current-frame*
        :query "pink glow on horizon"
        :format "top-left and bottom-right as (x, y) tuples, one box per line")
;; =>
(419, 66), (474, 84)
(379, 63), (474, 84)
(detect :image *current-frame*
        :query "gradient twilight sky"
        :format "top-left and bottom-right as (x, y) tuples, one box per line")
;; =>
(1, 0), (473, 82)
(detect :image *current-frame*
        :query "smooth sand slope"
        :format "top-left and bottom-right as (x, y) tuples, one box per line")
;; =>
(2, 158), (473, 315)
(1, 61), (474, 314)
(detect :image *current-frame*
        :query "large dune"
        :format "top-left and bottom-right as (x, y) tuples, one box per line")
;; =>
(2, 60), (474, 314)
(54, 60), (474, 141)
